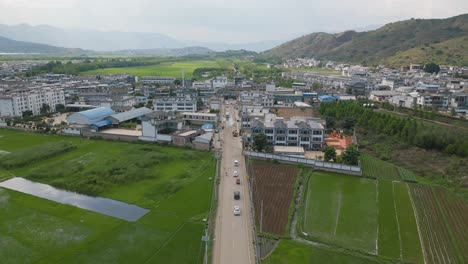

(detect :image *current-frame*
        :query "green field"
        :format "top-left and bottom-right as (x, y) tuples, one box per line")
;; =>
(299, 171), (423, 262)
(302, 172), (377, 253)
(80, 60), (226, 79)
(0, 129), (215, 264)
(377, 180), (423, 263)
(263, 240), (378, 264)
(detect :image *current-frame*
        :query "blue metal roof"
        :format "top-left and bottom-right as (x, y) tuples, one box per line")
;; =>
(90, 120), (112, 129)
(201, 123), (214, 131)
(78, 107), (115, 120)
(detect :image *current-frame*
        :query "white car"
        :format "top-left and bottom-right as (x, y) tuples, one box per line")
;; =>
(233, 206), (241, 216)
(233, 171), (238, 177)
(234, 160), (239, 166)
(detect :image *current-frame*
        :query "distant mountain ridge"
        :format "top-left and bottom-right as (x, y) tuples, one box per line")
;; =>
(0, 24), (281, 52)
(0, 36), (83, 54)
(263, 13), (468, 66)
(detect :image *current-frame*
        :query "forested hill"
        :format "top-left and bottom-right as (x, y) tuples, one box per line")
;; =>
(263, 13), (468, 66)
(0, 36), (83, 54)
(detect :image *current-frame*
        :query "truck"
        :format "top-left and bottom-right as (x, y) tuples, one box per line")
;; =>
(232, 130), (238, 137)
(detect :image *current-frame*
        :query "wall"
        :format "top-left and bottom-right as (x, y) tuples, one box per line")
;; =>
(244, 151), (362, 176)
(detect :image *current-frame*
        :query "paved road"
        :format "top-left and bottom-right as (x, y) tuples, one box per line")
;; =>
(212, 100), (255, 264)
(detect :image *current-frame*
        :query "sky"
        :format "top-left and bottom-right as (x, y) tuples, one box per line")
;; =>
(0, 0), (467, 43)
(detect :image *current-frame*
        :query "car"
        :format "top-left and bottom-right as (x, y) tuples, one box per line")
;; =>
(234, 160), (238, 166)
(233, 170), (238, 177)
(234, 191), (240, 200)
(233, 206), (241, 216)
(236, 179), (240, 185)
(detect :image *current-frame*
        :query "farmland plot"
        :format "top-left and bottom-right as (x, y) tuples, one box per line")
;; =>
(361, 154), (400, 180)
(410, 185), (464, 263)
(250, 161), (299, 235)
(302, 172), (377, 253)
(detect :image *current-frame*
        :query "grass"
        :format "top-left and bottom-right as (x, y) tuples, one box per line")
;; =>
(397, 167), (418, 183)
(262, 240), (379, 264)
(302, 171), (377, 253)
(80, 60), (224, 79)
(361, 154), (400, 180)
(0, 129), (215, 263)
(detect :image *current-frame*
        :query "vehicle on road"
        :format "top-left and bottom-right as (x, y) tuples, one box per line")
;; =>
(232, 130), (238, 137)
(233, 206), (241, 216)
(234, 191), (240, 200)
(234, 160), (238, 166)
(233, 171), (238, 177)
(236, 178), (240, 184)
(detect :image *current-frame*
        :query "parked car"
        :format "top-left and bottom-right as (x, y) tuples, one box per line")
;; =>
(236, 178), (240, 185)
(234, 191), (240, 200)
(234, 160), (238, 166)
(233, 171), (238, 177)
(233, 206), (241, 216)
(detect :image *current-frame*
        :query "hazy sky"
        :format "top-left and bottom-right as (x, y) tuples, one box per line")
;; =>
(0, 0), (467, 43)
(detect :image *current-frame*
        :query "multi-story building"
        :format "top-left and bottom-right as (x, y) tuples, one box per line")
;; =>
(249, 113), (325, 149)
(212, 76), (228, 89)
(0, 87), (65, 117)
(153, 97), (197, 112)
(140, 76), (176, 85)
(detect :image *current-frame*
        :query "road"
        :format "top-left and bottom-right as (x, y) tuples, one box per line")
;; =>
(212, 100), (255, 264)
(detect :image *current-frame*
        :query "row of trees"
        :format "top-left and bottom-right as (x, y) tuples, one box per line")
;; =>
(320, 101), (468, 157)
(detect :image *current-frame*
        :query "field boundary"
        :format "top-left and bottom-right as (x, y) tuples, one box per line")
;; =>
(244, 151), (362, 176)
(392, 181), (403, 261)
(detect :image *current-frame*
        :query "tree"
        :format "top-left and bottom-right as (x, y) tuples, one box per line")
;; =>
(424, 63), (440, 74)
(342, 144), (360, 165)
(40, 103), (51, 115)
(22, 110), (33, 118)
(145, 101), (153, 109)
(324, 146), (337, 162)
(252, 133), (268, 152)
(55, 104), (65, 113)
(325, 116), (335, 129)
(196, 98), (204, 109)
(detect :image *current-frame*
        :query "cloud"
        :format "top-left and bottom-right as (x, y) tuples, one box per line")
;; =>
(0, 0), (467, 42)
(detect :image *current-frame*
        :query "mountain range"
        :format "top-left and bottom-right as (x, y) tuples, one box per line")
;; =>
(0, 24), (281, 52)
(263, 13), (468, 66)
(0, 36), (84, 54)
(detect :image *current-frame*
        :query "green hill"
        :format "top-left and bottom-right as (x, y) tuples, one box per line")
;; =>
(0, 36), (83, 54)
(263, 13), (468, 66)
(384, 36), (468, 67)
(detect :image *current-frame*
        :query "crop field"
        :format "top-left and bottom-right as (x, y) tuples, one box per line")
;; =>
(361, 154), (400, 180)
(302, 172), (377, 253)
(377, 180), (423, 263)
(80, 60), (226, 79)
(262, 240), (378, 264)
(0, 129), (215, 264)
(249, 160), (299, 235)
(411, 184), (468, 263)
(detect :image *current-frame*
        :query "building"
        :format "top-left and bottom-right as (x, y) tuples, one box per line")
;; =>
(193, 132), (213, 150)
(153, 97), (197, 112)
(273, 146), (305, 157)
(105, 107), (153, 125)
(0, 87), (65, 117)
(249, 114), (325, 149)
(67, 107), (115, 125)
(182, 112), (218, 125)
(212, 76), (228, 89)
(173, 130), (202, 146)
(140, 76), (176, 85)
(368, 91), (400, 102)
(138, 111), (184, 142)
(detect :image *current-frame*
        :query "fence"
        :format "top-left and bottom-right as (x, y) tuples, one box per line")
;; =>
(244, 151), (362, 176)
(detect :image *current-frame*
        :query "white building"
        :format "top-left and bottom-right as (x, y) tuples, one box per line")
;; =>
(212, 76), (228, 89)
(140, 76), (176, 85)
(153, 97), (197, 112)
(0, 87), (65, 117)
(182, 112), (218, 124)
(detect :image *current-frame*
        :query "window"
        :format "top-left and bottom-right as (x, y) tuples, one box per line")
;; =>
(276, 129), (285, 134)
(265, 129), (273, 134)
(276, 136), (285, 141)
(300, 129), (310, 134)
(312, 137), (322, 142)
(267, 136), (273, 140)
(300, 137), (309, 142)
(313, 130), (322, 135)
(289, 130), (297, 134)
(288, 137), (297, 141)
